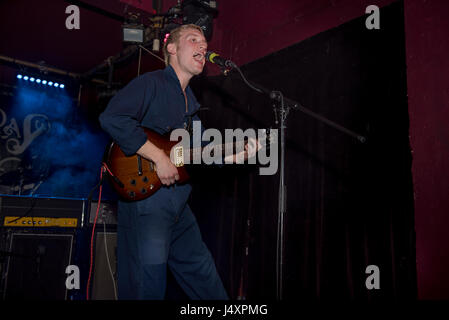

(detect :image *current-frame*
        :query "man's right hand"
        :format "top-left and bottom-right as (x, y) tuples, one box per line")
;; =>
(137, 140), (179, 186)
(154, 153), (180, 186)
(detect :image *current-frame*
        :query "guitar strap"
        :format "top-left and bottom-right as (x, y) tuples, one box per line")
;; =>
(185, 114), (193, 137)
(185, 106), (208, 138)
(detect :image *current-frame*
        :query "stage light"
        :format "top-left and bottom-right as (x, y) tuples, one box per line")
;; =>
(16, 73), (66, 89)
(122, 13), (144, 44)
(123, 26), (144, 43)
(181, 0), (218, 41)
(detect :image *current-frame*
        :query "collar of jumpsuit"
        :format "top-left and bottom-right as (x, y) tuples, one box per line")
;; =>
(162, 64), (203, 134)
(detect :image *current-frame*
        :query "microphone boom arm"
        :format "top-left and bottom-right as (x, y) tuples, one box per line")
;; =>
(216, 57), (367, 300)
(229, 62), (366, 143)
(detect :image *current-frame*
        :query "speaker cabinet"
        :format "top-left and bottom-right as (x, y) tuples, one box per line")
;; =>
(91, 231), (117, 300)
(2, 232), (73, 300)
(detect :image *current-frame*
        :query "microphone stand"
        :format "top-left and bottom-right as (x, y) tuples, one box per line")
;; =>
(223, 60), (366, 300)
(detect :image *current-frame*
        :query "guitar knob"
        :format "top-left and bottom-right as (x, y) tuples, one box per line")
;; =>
(130, 179), (136, 186)
(128, 191), (136, 198)
(150, 184), (154, 190)
(142, 176), (149, 183)
(141, 188), (147, 194)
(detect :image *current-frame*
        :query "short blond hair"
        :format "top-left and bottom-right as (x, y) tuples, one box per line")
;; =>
(162, 24), (205, 66)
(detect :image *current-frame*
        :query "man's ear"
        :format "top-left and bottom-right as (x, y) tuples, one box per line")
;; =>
(167, 42), (177, 57)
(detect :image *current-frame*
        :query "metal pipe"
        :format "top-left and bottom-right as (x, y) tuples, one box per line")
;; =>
(0, 54), (107, 85)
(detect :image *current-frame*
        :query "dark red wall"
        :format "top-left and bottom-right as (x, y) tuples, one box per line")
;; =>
(404, 0), (449, 300)
(162, 0), (449, 299)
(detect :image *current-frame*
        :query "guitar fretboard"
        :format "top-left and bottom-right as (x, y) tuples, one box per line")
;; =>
(186, 140), (247, 162)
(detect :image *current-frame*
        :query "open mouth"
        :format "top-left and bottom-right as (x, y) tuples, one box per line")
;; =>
(193, 52), (204, 63)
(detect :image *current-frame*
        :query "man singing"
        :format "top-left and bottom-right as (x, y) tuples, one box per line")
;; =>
(99, 24), (229, 300)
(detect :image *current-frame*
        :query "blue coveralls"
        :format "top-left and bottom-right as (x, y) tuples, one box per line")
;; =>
(99, 65), (228, 300)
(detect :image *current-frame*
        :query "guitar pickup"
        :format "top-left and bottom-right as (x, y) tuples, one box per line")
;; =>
(173, 146), (184, 167)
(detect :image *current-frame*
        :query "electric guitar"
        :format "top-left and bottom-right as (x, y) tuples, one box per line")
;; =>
(103, 127), (274, 201)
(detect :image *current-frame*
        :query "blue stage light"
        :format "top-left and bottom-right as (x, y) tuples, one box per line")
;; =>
(17, 74), (66, 91)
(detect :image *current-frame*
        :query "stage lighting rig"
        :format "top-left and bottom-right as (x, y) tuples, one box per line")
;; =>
(159, 0), (218, 43)
(122, 12), (145, 44)
(181, 0), (218, 41)
(159, 1), (184, 42)
(16, 73), (66, 90)
(147, 16), (164, 51)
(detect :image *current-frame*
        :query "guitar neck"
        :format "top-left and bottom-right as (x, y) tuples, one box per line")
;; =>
(185, 140), (246, 163)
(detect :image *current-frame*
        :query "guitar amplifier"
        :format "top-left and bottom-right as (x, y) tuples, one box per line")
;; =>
(1, 230), (75, 300)
(0, 195), (86, 229)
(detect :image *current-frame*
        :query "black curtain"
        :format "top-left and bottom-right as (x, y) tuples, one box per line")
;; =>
(183, 0), (415, 300)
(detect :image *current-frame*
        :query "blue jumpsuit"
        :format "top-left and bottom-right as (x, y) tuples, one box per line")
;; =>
(99, 65), (228, 300)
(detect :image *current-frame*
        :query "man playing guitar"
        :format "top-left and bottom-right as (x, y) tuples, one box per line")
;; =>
(99, 24), (255, 299)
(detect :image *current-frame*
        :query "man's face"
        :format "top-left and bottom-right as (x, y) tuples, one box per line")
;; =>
(170, 28), (207, 76)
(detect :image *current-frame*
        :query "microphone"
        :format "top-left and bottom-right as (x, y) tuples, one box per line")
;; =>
(205, 51), (235, 69)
